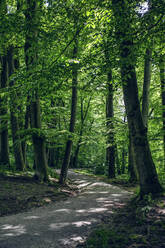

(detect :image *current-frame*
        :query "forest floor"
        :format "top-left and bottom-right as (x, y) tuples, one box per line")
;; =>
(0, 172), (78, 217)
(0, 170), (164, 247)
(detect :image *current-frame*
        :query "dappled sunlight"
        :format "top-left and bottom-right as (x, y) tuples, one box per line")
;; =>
(88, 182), (110, 187)
(70, 236), (84, 242)
(55, 208), (72, 213)
(77, 182), (92, 188)
(49, 220), (95, 231)
(0, 224), (26, 237)
(157, 208), (165, 215)
(76, 209), (86, 213)
(83, 191), (109, 194)
(0, 170), (131, 247)
(72, 221), (91, 227)
(96, 197), (112, 202)
(49, 222), (70, 230)
(111, 193), (123, 197)
(74, 179), (92, 188)
(59, 235), (85, 246)
(88, 207), (108, 213)
(24, 216), (40, 220)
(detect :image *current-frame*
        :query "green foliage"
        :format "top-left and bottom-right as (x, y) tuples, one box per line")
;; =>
(0, 0), (164, 191)
(86, 227), (129, 248)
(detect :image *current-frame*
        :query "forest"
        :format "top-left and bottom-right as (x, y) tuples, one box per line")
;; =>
(0, 0), (165, 247)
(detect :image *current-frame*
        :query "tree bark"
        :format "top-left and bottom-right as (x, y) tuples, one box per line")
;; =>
(24, 0), (48, 181)
(128, 134), (137, 182)
(21, 100), (30, 165)
(72, 96), (91, 168)
(121, 147), (126, 174)
(7, 47), (25, 170)
(115, 145), (121, 175)
(112, 0), (162, 196)
(142, 49), (152, 127)
(59, 38), (78, 184)
(159, 56), (165, 170)
(0, 54), (10, 165)
(106, 71), (115, 178)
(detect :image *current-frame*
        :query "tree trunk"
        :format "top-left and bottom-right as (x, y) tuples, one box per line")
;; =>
(72, 96), (91, 168)
(7, 47), (25, 171)
(21, 100), (30, 165)
(104, 40), (116, 178)
(159, 56), (165, 170)
(112, 0), (162, 196)
(142, 49), (152, 127)
(48, 145), (56, 167)
(0, 54), (10, 165)
(24, 0), (48, 181)
(115, 145), (121, 175)
(128, 134), (137, 182)
(121, 147), (126, 174)
(106, 71), (115, 178)
(59, 38), (78, 184)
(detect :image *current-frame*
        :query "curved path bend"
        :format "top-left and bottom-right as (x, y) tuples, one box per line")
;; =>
(0, 170), (131, 248)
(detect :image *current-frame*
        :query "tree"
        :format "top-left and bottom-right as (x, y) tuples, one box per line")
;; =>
(24, 0), (48, 181)
(105, 69), (115, 178)
(7, 46), (25, 170)
(0, 0), (10, 166)
(71, 95), (92, 168)
(59, 35), (79, 184)
(159, 55), (165, 170)
(112, 0), (162, 196)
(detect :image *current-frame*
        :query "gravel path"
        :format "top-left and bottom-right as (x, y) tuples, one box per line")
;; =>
(0, 170), (131, 248)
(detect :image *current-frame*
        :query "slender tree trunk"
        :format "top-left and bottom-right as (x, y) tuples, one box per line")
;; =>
(142, 49), (152, 127)
(0, 1), (10, 166)
(59, 38), (78, 184)
(21, 100), (30, 165)
(24, 0), (48, 181)
(159, 56), (165, 170)
(121, 147), (126, 174)
(128, 134), (137, 182)
(106, 71), (115, 178)
(48, 145), (56, 167)
(115, 145), (121, 175)
(104, 41), (116, 178)
(72, 96), (91, 168)
(0, 54), (10, 165)
(7, 47), (25, 170)
(112, 0), (162, 196)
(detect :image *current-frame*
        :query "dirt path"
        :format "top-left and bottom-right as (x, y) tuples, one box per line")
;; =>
(0, 170), (131, 248)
